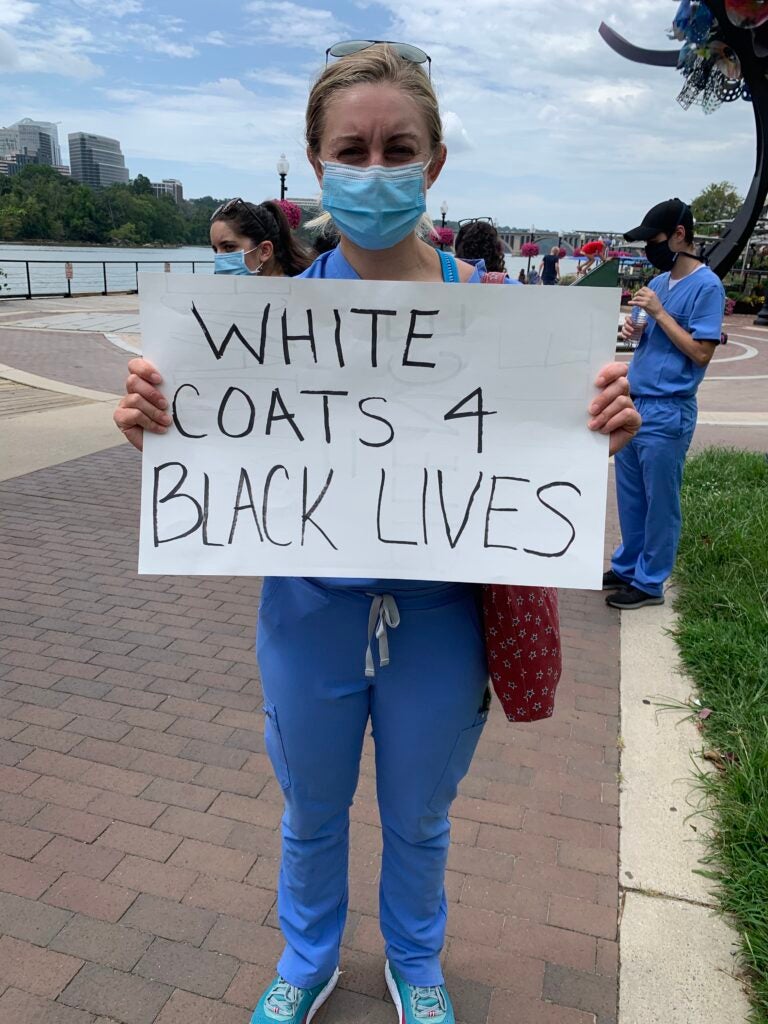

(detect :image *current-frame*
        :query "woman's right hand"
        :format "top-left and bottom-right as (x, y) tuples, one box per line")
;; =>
(113, 358), (172, 452)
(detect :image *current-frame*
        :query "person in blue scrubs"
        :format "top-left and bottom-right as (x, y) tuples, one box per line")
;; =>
(115, 42), (640, 1024)
(604, 198), (725, 609)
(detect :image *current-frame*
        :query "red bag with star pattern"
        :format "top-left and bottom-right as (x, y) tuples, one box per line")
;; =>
(481, 585), (562, 722)
(475, 273), (562, 722)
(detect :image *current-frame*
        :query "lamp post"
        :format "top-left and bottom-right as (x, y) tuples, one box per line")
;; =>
(277, 153), (289, 201)
(440, 200), (448, 250)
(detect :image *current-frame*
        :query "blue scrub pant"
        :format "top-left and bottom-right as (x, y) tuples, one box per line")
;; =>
(256, 577), (489, 989)
(611, 396), (697, 597)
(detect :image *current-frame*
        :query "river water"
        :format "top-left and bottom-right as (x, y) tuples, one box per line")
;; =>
(0, 243), (215, 298)
(0, 242), (582, 298)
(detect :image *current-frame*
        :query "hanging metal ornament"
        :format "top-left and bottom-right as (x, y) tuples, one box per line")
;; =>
(725, 0), (768, 29)
(715, 70), (744, 99)
(599, 0), (768, 275)
(711, 40), (743, 76)
(671, 0), (694, 39)
(702, 67), (726, 110)
(689, 1), (716, 40)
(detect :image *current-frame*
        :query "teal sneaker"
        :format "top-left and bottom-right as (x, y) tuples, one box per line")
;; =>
(385, 961), (455, 1023)
(250, 969), (340, 1023)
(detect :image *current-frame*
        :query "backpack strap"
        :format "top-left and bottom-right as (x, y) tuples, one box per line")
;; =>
(437, 249), (461, 283)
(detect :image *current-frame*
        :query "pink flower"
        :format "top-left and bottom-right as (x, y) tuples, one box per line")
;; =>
(430, 227), (455, 246)
(276, 200), (302, 230)
(521, 242), (539, 257)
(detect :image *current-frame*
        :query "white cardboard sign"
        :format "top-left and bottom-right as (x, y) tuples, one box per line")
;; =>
(138, 273), (619, 587)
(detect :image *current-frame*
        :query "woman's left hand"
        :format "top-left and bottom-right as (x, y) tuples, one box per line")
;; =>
(588, 362), (641, 455)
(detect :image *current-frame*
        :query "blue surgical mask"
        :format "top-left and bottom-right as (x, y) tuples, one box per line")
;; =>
(214, 247), (261, 275)
(321, 160), (428, 250)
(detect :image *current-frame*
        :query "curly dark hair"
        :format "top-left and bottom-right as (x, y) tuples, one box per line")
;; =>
(211, 199), (313, 277)
(454, 221), (507, 274)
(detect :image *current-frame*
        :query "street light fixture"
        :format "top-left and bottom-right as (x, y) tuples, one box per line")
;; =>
(277, 153), (289, 200)
(440, 200), (448, 250)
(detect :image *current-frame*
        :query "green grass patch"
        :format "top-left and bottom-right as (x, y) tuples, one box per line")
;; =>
(673, 447), (768, 1020)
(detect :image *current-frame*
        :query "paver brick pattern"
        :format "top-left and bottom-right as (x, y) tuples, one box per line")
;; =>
(0, 446), (621, 1024)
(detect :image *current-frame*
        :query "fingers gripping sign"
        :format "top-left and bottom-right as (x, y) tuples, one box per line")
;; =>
(114, 359), (172, 451)
(590, 363), (640, 455)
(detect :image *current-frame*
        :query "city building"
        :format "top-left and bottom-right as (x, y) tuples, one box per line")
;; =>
(151, 178), (183, 203)
(0, 117), (63, 174)
(14, 118), (62, 165)
(0, 153), (38, 177)
(68, 132), (129, 188)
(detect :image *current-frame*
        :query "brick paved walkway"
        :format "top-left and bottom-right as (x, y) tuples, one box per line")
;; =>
(0, 329), (126, 394)
(0, 443), (621, 1024)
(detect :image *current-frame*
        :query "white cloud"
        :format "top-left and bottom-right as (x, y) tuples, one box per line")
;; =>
(0, 22), (102, 78)
(144, 37), (198, 59)
(80, 76), (310, 188)
(246, 66), (311, 91)
(244, 1), (345, 45)
(0, 1), (37, 29)
(442, 110), (472, 153)
(203, 30), (228, 46)
(73, 0), (143, 15)
(0, 29), (19, 69)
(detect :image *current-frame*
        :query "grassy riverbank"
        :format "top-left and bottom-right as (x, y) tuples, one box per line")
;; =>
(673, 447), (768, 1021)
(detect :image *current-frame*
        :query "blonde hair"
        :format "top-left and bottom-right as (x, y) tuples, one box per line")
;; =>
(305, 44), (441, 238)
(306, 43), (443, 158)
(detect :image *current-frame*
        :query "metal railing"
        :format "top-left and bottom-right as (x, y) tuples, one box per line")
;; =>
(0, 258), (214, 300)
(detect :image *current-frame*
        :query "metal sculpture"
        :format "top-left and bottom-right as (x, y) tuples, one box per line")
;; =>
(599, 0), (768, 278)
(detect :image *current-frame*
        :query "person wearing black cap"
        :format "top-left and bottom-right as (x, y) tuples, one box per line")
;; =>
(604, 198), (725, 609)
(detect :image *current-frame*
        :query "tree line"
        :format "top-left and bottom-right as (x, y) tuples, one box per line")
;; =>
(0, 166), (224, 246)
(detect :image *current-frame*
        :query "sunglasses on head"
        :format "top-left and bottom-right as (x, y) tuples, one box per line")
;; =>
(211, 197), (247, 221)
(458, 217), (494, 226)
(326, 39), (431, 78)
(210, 197), (268, 234)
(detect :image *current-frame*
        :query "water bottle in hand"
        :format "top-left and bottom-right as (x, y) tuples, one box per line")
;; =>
(630, 305), (648, 341)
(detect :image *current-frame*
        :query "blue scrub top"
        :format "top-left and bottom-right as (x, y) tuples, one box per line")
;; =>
(628, 265), (725, 398)
(299, 245), (487, 283)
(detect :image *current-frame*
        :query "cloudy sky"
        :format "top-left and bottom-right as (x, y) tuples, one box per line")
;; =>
(0, 0), (756, 231)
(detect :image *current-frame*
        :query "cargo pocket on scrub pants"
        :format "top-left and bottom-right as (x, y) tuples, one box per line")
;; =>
(428, 712), (487, 815)
(263, 702), (291, 790)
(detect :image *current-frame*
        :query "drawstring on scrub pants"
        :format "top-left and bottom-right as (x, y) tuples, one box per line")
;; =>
(365, 594), (400, 678)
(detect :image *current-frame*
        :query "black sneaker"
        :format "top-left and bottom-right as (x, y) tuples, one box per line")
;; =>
(606, 586), (664, 610)
(602, 569), (628, 590)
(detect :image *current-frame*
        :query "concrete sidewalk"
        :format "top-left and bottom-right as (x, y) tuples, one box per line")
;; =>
(0, 295), (762, 1023)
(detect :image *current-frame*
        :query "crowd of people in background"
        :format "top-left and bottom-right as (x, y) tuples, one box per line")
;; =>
(212, 198), (613, 289)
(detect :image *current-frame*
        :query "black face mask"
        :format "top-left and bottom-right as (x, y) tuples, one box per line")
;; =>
(645, 238), (676, 271)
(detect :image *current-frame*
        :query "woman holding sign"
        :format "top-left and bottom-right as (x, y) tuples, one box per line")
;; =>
(115, 42), (639, 1024)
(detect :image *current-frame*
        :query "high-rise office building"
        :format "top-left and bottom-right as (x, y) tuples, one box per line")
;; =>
(13, 119), (62, 165)
(68, 132), (129, 188)
(150, 178), (184, 203)
(0, 118), (62, 168)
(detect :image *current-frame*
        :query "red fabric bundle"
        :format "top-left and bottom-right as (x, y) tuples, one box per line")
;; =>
(481, 585), (562, 722)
